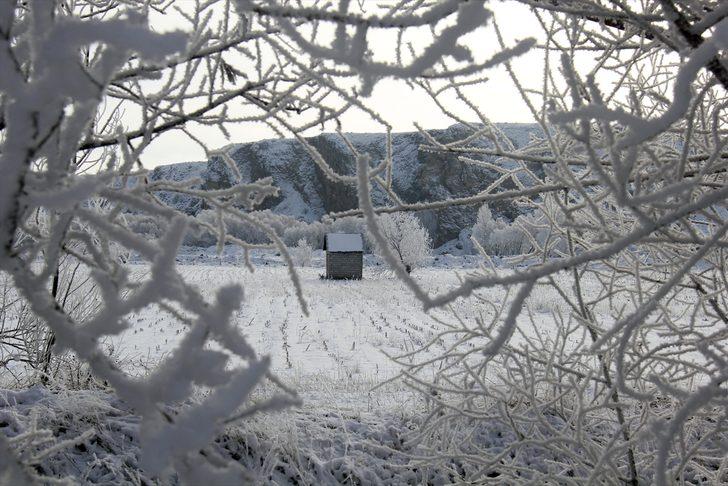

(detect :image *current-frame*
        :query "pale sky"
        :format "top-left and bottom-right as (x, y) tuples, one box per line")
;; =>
(139, 2), (545, 167)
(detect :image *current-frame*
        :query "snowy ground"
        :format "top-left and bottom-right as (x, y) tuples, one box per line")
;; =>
(2, 251), (567, 484)
(118, 248), (506, 414)
(113, 246), (685, 412)
(1, 248), (719, 484)
(2, 247), (705, 414)
(0, 385), (544, 484)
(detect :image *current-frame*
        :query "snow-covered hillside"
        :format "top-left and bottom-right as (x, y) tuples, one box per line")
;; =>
(149, 124), (542, 246)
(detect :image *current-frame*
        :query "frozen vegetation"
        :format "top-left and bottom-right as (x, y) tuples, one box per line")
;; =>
(0, 254), (558, 484)
(2, 251), (724, 483)
(2, 0), (728, 484)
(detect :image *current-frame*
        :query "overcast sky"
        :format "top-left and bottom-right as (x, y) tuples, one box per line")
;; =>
(139, 2), (544, 167)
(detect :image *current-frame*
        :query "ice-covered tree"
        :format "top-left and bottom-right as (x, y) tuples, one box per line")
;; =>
(290, 238), (313, 267)
(472, 202), (568, 257)
(349, 1), (728, 483)
(370, 212), (431, 273)
(471, 205), (524, 256)
(0, 0), (527, 481)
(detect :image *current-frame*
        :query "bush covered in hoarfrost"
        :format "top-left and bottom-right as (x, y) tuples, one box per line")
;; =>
(471, 205), (524, 256)
(4, 385), (639, 484)
(369, 213), (431, 273)
(4, 0), (726, 483)
(0, 0), (518, 482)
(352, 1), (728, 483)
(289, 239), (313, 267)
(471, 204), (567, 257)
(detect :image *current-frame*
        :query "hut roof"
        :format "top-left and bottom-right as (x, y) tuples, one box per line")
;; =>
(324, 233), (363, 252)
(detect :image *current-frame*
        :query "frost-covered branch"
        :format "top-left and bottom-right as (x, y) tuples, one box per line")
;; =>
(352, 1), (728, 482)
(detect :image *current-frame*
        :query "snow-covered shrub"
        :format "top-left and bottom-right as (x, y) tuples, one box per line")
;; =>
(0, 1), (493, 481)
(327, 216), (365, 235)
(186, 210), (309, 247)
(472, 204), (567, 257)
(512, 198), (568, 257)
(182, 214), (218, 247)
(283, 217), (376, 253)
(471, 205), (524, 256)
(124, 215), (163, 239)
(290, 239), (313, 267)
(250, 211), (302, 241)
(282, 221), (325, 248)
(370, 213), (431, 273)
(191, 210), (258, 244)
(353, 2), (728, 483)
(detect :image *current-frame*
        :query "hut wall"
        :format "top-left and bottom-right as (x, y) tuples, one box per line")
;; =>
(325, 252), (363, 279)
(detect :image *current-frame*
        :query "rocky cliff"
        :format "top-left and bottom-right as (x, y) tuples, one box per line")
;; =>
(149, 123), (542, 246)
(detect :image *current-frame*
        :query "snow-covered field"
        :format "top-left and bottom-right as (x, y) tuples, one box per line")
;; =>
(2, 249), (721, 484)
(5, 252), (573, 484)
(117, 250), (505, 414)
(117, 247), (635, 418)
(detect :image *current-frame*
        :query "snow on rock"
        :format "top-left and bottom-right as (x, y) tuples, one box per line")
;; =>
(148, 123), (543, 246)
(148, 161), (207, 215)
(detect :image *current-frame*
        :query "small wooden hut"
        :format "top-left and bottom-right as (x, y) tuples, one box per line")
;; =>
(324, 233), (363, 279)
